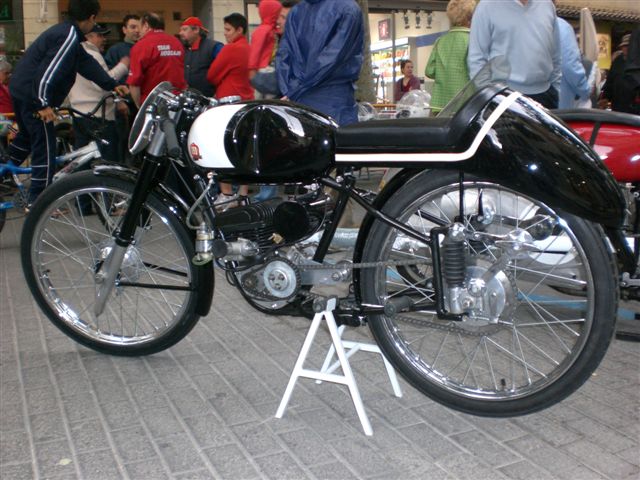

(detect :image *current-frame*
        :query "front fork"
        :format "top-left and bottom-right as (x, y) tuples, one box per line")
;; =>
(94, 155), (164, 316)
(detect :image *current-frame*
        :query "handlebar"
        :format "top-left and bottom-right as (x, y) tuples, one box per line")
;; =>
(161, 118), (181, 158)
(34, 91), (129, 120)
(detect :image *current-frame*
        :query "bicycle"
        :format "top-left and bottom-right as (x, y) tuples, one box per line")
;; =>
(0, 92), (123, 233)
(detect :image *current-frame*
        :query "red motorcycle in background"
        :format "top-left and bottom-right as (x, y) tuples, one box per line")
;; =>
(548, 109), (640, 336)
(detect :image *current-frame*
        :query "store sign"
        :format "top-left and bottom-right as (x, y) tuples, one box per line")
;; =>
(597, 33), (611, 69)
(0, 0), (11, 21)
(378, 19), (390, 41)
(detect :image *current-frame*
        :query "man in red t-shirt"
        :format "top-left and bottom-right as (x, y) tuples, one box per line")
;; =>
(128, 12), (186, 106)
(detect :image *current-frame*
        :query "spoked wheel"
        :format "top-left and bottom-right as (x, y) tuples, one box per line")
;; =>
(21, 171), (203, 355)
(360, 171), (618, 416)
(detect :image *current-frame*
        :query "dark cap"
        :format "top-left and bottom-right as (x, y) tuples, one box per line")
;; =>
(88, 23), (110, 35)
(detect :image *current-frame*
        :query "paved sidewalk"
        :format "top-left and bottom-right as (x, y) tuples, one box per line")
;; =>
(1, 216), (639, 480)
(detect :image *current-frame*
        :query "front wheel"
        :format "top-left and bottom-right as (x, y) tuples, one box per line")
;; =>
(360, 171), (618, 416)
(21, 171), (203, 355)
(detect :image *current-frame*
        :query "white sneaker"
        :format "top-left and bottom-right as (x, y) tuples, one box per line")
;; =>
(214, 193), (239, 212)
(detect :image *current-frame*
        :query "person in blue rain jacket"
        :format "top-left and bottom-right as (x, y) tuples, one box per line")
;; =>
(276, 0), (364, 126)
(556, 16), (591, 109)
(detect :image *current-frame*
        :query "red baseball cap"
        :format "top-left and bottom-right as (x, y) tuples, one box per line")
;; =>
(182, 17), (209, 32)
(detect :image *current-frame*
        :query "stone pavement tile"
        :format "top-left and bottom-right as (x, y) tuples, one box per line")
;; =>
(34, 439), (76, 479)
(460, 415), (528, 443)
(0, 430), (31, 465)
(563, 395), (634, 432)
(125, 459), (171, 480)
(18, 351), (48, 369)
(175, 353), (217, 377)
(62, 393), (99, 425)
(300, 408), (362, 441)
(231, 421), (284, 457)
(254, 402), (310, 434)
(616, 446), (640, 467)
(167, 387), (213, 418)
(141, 406), (186, 438)
(69, 419), (110, 454)
(174, 469), (216, 480)
(79, 352), (116, 377)
(367, 396), (424, 428)
(156, 433), (207, 473)
(30, 412), (67, 443)
(190, 372), (228, 399)
(21, 365), (53, 391)
(111, 427), (158, 464)
(497, 460), (555, 480)
(98, 396), (138, 434)
(253, 451), (310, 480)
(398, 423), (464, 462)
(449, 430), (522, 467)
(278, 428), (336, 466)
(208, 390), (261, 426)
(1, 380), (22, 406)
(0, 402), (24, 433)
(76, 449), (124, 479)
(90, 374), (131, 404)
(562, 439), (638, 479)
(48, 351), (83, 374)
(513, 413), (582, 447)
(308, 461), (359, 480)
(129, 381), (171, 410)
(338, 436), (400, 478)
(378, 445), (450, 479)
(55, 369), (92, 397)
(184, 414), (233, 447)
(0, 462), (34, 480)
(116, 357), (154, 385)
(563, 417), (637, 454)
(505, 434), (586, 477)
(220, 373), (280, 407)
(436, 452), (507, 480)
(192, 340), (236, 365)
(154, 366), (193, 391)
(411, 402), (475, 436)
(203, 443), (261, 479)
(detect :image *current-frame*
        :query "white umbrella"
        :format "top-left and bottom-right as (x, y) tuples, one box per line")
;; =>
(579, 7), (599, 62)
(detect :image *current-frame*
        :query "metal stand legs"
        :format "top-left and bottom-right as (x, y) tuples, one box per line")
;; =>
(275, 297), (402, 436)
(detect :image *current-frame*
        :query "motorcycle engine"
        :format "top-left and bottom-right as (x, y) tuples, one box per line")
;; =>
(213, 191), (331, 252)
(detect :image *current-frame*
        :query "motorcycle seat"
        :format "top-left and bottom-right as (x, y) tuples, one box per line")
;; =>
(554, 109), (640, 128)
(335, 117), (456, 153)
(335, 84), (508, 154)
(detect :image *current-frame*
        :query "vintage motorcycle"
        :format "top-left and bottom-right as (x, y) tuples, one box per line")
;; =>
(556, 108), (640, 303)
(21, 65), (630, 417)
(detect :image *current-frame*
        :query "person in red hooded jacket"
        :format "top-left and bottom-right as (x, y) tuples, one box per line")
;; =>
(248, 0), (282, 84)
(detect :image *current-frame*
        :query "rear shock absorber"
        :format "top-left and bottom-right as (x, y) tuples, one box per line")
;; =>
(443, 223), (467, 314)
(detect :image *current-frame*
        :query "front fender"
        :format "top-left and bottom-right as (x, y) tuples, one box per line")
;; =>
(93, 164), (214, 316)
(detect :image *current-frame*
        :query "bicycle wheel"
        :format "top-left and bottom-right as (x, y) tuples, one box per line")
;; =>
(21, 171), (203, 355)
(360, 171), (618, 416)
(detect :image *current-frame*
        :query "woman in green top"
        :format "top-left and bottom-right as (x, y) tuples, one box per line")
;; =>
(425, 0), (476, 112)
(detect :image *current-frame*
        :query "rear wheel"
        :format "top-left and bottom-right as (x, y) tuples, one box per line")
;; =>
(21, 171), (203, 355)
(360, 171), (618, 416)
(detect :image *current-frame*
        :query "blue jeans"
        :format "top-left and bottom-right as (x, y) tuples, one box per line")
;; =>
(253, 185), (278, 202)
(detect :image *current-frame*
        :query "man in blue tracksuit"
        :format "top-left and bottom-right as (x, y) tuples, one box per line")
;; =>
(276, 0), (364, 126)
(8, 0), (128, 204)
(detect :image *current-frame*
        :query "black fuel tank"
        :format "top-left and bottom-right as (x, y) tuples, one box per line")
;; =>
(222, 102), (337, 183)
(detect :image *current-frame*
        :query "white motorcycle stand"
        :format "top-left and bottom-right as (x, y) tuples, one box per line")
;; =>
(275, 296), (402, 436)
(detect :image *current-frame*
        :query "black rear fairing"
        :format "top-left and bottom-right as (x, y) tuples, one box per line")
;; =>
(465, 93), (626, 228)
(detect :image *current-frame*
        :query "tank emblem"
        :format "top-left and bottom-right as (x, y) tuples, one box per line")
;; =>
(190, 143), (202, 161)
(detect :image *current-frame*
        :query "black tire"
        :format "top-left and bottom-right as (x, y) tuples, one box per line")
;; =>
(21, 171), (203, 356)
(360, 170), (618, 416)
